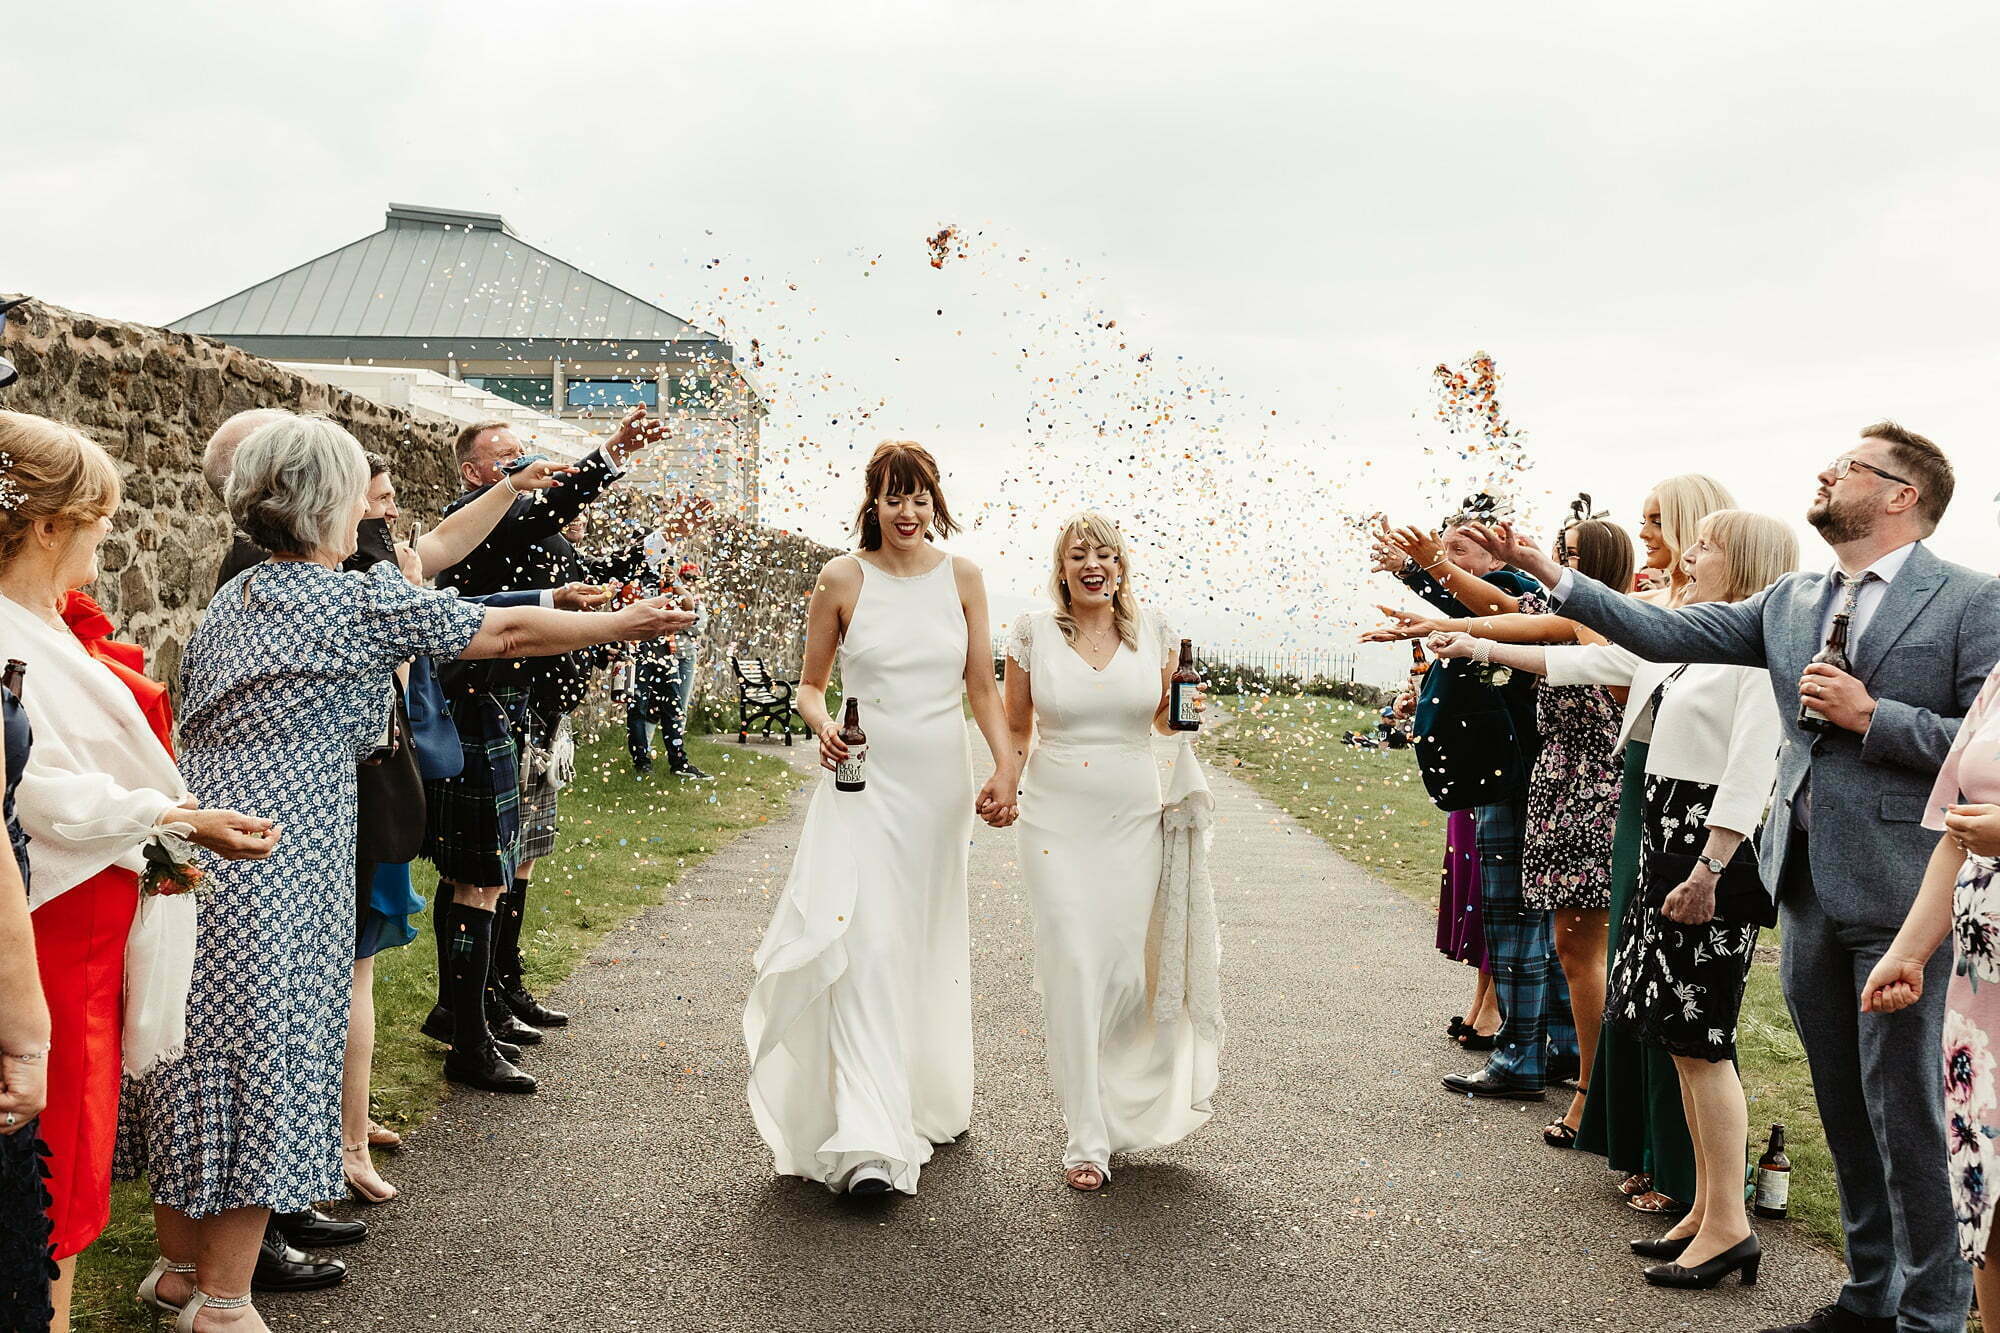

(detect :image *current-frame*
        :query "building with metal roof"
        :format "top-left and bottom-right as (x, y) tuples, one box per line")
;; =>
(170, 203), (762, 517)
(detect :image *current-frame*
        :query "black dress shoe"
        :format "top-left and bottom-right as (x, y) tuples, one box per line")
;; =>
(253, 1232), (347, 1293)
(444, 1041), (538, 1094)
(424, 1004), (521, 1061)
(1629, 1234), (1692, 1259)
(500, 981), (569, 1029)
(1441, 1067), (1545, 1100)
(272, 1207), (367, 1248)
(485, 994), (544, 1046)
(1757, 1305), (1897, 1333)
(1644, 1234), (1761, 1289)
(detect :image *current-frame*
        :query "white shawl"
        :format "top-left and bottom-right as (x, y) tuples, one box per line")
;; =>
(1146, 735), (1225, 1044)
(0, 593), (195, 1076)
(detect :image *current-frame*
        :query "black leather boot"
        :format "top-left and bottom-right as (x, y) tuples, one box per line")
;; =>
(439, 903), (536, 1095)
(495, 877), (568, 1028)
(254, 1222), (347, 1293)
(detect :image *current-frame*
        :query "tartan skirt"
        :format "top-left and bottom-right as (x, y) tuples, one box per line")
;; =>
(422, 689), (522, 887)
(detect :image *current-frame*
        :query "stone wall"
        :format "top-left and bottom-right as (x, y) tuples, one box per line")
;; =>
(0, 299), (832, 712)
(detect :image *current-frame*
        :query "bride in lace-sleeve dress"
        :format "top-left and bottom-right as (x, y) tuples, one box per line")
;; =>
(999, 512), (1221, 1192)
(743, 443), (1019, 1197)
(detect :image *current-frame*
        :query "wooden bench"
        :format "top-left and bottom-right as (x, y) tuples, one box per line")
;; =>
(730, 656), (803, 745)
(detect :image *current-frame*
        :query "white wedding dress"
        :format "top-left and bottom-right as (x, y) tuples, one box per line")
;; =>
(744, 553), (975, 1194)
(1007, 608), (1219, 1174)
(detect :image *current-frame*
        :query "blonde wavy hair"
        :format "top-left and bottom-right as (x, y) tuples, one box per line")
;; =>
(1048, 511), (1141, 651)
(1651, 473), (1736, 592)
(1694, 509), (1800, 604)
(0, 410), (122, 568)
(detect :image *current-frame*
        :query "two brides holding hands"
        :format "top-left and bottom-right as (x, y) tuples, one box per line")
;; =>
(742, 441), (1221, 1197)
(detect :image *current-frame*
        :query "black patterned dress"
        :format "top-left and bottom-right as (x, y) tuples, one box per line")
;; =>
(1519, 592), (1621, 911)
(1603, 773), (1760, 1062)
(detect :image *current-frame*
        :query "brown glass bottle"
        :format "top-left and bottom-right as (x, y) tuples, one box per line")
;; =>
(835, 697), (868, 792)
(1410, 641), (1427, 669)
(1169, 639), (1202, 733)
(0, 659), (22, 699)
(1798, 612), (1852, 733)
(1752, 1124), (1791, 1218)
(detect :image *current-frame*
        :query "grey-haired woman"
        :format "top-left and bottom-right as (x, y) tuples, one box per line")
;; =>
(124, 415), (691, 1332)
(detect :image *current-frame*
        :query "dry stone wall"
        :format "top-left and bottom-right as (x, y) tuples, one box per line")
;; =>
(0, 300), (832, 714)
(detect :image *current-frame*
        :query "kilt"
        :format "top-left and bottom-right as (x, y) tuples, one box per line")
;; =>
(519, 749), (559, 862)
(422, 689), (522, 887)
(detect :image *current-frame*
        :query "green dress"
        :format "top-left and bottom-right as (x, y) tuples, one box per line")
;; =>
(1573, 740), (1697, 1204)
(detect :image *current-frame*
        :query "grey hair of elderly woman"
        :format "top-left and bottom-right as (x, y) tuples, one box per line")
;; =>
(226, 415), (370, 558)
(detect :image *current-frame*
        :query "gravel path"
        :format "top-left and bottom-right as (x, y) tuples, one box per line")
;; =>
(276, 735), (1844, 1332)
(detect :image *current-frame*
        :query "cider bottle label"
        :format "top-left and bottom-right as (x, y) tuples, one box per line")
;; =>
(1753, 1166), (1790, 1214)
(836, 745), (868, 788)
(1171, 680), (1198, 727)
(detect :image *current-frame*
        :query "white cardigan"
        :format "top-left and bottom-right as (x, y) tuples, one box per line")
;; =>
(0, 592), (195, 1075)
(1545, 642), (1780, 838)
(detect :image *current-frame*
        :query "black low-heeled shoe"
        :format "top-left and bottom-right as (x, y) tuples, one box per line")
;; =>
(1630, 1234), (1693, 1259)
(1446, 1015), (1470, 1040)
(1643, 1235), (1761, 1289)
(1458, 1032), (1497, 1052)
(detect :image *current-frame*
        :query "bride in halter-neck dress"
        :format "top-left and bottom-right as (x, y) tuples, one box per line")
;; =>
(744, 444), (1017, 1196)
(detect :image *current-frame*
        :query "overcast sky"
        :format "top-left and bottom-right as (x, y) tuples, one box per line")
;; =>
(8, 1), (1998, 677)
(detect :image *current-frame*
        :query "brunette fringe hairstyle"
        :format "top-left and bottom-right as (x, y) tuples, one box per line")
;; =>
(0, 410), (122, 567)
(1564, 518), (1636, 591)
(853, 440), (958, 551)
(1047, 510), (1141, 652)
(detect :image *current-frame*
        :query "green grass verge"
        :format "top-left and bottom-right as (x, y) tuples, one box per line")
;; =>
(1205, 696), (1842, 1252)
(73, 733), (801, 1330)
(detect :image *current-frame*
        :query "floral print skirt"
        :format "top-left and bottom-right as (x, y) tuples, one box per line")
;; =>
(1945, 854), (2000, 1265)
(1602, 774), (1759, 1063)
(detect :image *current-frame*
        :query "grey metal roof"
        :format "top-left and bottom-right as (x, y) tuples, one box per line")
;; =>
(169, 204), (716, 346)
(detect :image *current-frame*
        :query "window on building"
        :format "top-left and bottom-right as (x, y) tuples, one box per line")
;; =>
(566, 378), (658, 409)
(668, 375), (718, 409)
(465, 376), (554, 410)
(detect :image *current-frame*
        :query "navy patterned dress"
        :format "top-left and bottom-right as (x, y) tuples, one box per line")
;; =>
(126, 561), (483, 1217)
(1518, 590), (1621, 911)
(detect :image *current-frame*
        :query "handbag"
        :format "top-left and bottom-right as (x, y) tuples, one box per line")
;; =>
(405, 657), (465, 782)
(1637, 667), (1776, 928)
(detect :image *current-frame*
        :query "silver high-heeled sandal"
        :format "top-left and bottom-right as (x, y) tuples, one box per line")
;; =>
(175, 1290), (254, 1331)
(136, 1258), (196, 1313)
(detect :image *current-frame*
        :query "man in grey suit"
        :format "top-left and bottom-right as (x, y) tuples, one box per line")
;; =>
(1484, 423), (2000, 1333)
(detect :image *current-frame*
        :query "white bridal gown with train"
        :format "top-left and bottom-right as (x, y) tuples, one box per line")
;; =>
(744, 553), (974, 1194)
(1007, 608), (1220, 1174)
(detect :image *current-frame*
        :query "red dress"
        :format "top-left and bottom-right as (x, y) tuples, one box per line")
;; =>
(31, 592), (174, 1261)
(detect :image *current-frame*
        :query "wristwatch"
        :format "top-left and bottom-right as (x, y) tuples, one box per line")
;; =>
(1696, 854), (1729, 876)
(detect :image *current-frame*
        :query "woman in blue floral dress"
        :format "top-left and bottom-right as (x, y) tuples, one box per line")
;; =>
(124, 416), (690, 1331)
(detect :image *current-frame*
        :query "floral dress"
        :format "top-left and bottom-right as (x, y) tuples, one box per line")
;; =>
(1925, 663), (2000, 1263)
(1603, 773), (1760, 1062)
(1518, 591), (1621, 911)
(123, 562), (483, 1217)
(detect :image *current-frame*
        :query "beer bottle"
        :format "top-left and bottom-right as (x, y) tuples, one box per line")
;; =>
(835, 697), (868, 792)
(1798, 613), (1852, 733)
(0, 659), (23, 700)
(1410, 641), (1427, 668)
(1169, 639), (1202, 733)
(1752, 1124), (1791, 1219)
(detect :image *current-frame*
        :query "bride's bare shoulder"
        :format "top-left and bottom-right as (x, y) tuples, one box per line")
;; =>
(948, 553), (986, 589)
(814, 554), (865, 595)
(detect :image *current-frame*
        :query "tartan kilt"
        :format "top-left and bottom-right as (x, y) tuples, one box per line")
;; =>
(422, 690), (521, 887)
(519, 754), (559, 863)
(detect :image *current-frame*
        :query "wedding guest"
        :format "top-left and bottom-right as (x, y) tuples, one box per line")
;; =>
(998, 512), (1219, 1190)
(1388, 475), (1735, 1214)
(1862, 628), (2000, 1324)
(744, 441), (1017, 1197)
(1439, 508), (1796, 1289)
(0, 681), (54, 1333)
(424, 413), (665, 1079)
(0, 410), (277, 1331)
(1373, 506), (1635, 1146)
(125, 414), (691, 1330)
(202, 409), (290, 587)
(1372, 508), (1576, 1100)
(1501, 424), (2000, 1333)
